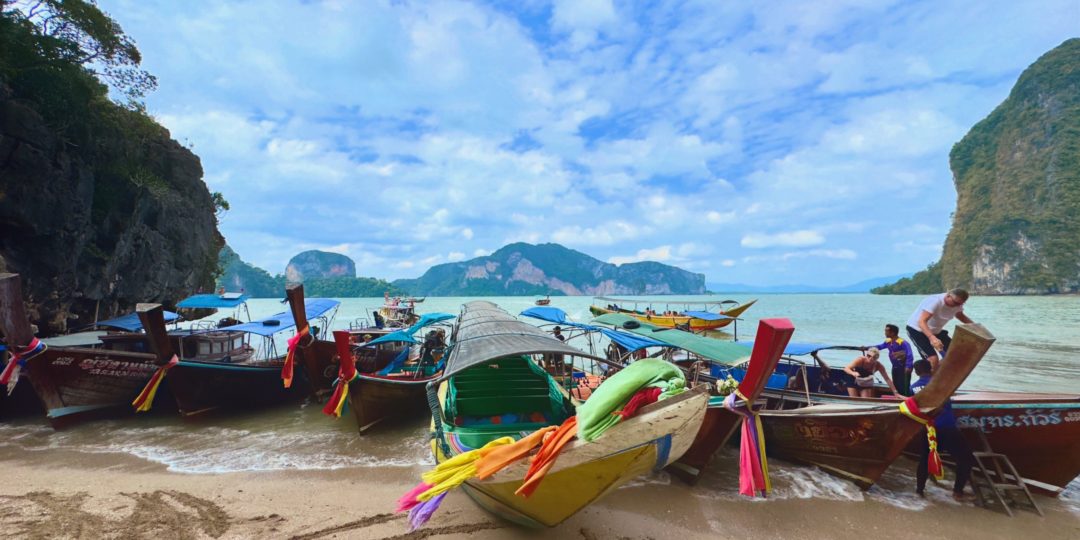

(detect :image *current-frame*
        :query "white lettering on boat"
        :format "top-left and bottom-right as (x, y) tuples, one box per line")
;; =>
(956, 409), (1062, 431)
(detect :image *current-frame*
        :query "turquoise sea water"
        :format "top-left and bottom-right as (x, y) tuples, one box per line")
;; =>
(1, 293), (1077, 514)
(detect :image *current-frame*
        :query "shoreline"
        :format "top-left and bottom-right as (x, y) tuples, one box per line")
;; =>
(1, 448), (1077, 539)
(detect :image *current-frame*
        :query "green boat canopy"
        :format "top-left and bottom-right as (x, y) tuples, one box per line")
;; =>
(590, 313), (751, 366)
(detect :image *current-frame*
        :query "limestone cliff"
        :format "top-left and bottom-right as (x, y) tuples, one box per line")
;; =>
(285, 250), (356, 283)
(0, 92), (222, 333)
(393, 242), (705, 296)
(876, 39), (1080, 295)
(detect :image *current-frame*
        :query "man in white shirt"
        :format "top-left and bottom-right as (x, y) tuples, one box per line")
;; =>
(905, 288), (974, 372)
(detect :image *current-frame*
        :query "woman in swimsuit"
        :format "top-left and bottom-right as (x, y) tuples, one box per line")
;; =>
(842, 348), (903, 398)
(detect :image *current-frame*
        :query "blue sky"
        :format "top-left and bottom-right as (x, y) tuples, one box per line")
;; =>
(99, 0), (1078, 286)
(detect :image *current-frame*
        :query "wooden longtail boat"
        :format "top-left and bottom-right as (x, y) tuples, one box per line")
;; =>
(588, 312), (795, 483)
(427, 301), (707, 528)
(748, 324), (996, 489)
(750, 344), (1080, 496)
(0, 274), (252, 428)
(588, 297), (756, 332)
(324, 312), (454, 433)
(155, 296), (340, 417)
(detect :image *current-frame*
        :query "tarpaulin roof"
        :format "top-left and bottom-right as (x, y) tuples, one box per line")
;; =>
(590, 313), (751, 366)
(363, 312), (455, 347)
(734, 341), (862, 356)
(92, 311), (180, 332)
(219, 298), (340, 337)
(177, 293), (250, 309)
(520, 306), (665, 353)
(441, 301), (604, 380)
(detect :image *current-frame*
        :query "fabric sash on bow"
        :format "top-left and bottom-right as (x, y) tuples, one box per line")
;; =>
(723, 389), (771, 497)
(899, 397), (944, 480)
(322, 360), (359, 418)
(0, 338), (46, 395)
(132, 354), (179, 412)
(281, 326), (309, 388)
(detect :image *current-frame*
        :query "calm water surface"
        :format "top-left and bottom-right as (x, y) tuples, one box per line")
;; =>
(2, 294), (1078, 511)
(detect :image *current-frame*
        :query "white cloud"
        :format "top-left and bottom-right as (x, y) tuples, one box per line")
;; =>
(447, 251), (466, 262)
(609, 246), (672, 265)
(721, 259), (735, 267)
(741, 230), (825, 248)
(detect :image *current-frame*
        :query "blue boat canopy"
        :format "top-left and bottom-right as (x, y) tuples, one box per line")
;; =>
(681, 310), (736, 321)
(220, 298), (340, 337)
(405, 313), (455, 335)
(520, 306), (665, 353)
(91, 311), (180, 332)
(520, 306), (568, 325)
(177, 293), (250, 309)
(734, 341), (860, 356)
(363, 312), (456, 347)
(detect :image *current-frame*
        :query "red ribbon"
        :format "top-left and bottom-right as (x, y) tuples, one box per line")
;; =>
(281, 326), (309, 388)
(1, 338), (44, 391)
(132, 354), (179, 412)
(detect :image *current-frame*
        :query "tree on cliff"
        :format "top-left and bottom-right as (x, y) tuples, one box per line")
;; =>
(1, 0), (156, 107)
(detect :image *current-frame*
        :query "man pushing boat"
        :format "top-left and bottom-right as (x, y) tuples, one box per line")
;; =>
(906, 288), (976, 372)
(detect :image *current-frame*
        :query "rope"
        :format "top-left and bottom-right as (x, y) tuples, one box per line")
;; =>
(426, 381), (451, 457)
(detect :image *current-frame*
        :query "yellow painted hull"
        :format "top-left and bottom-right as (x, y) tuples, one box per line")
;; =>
(432, 389), (707, 527)
(588, 299), (757, 331)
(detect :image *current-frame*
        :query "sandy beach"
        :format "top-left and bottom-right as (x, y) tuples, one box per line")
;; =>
(2, 445), (1077, 540)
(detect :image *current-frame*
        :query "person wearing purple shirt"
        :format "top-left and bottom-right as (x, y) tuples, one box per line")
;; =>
(869, 324), (915, 395)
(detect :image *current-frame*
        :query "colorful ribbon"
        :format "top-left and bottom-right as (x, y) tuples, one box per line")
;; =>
(132, 354), (178, 412)
(723, 389), (771, 497)
(281, 326), (309, 388)
(899, 397), (944, 480)
(516, 416), (578, 497)
(0, 338), (46, 395)
(322, 371), (360, 417)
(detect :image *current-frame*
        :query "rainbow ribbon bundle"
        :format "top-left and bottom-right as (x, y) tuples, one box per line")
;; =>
(723, 389), (771, 497)
(322, 370), (360, 417)
(281, 326), (309, 388)
(0, 338), (46, 395)
(132, 354), (178, 412)
(899, 397), (944, 480)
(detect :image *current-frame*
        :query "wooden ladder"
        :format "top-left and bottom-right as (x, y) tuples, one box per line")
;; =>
(962, 426), (1042, 517)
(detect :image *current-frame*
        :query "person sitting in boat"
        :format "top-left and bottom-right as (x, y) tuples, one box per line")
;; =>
(373, 310), (385, 329)
(910, 359), (976, 501)
(867, 324), (915, 395)
(542, 326), (567, 375)
(841, 348), (902, 398)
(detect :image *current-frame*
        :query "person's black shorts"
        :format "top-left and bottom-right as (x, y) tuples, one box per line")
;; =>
(906, 326), (951, 360)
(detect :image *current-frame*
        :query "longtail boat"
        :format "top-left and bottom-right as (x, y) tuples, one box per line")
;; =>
(323, 311), (455, 433)
(0, 274), (249, 428)
(588, 297), (756, 332)
(411, 301), (707, 528)
(748, 342), (1080, 496)
(588, 312), (794, 483)
(147, 296), (340, 417)
(739, 326), (995, 489)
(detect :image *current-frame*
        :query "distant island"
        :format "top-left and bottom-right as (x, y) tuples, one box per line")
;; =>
(875, 38), (1080, 295)
(220, 242), (705, 297)
(709, 273), (914, 294)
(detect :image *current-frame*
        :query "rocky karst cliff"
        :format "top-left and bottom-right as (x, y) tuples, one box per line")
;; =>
(392, 242), (705, 296)
(876, 39), (1080, 295)
(0, 91), (222, 333)
(285, 250), (356, 283)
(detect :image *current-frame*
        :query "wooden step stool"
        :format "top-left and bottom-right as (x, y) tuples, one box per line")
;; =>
(961, 426), (1042, 517)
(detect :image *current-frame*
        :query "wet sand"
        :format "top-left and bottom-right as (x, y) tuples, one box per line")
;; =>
(2, 448), (1077, 540)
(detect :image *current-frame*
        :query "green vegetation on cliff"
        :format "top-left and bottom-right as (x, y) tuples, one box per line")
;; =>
(217, 247), (403, 298)
(876, 39), (1080, 295)
(392, 242), (705, 296)
(871, 262), (942, 295)
(0, 2), (222, 332)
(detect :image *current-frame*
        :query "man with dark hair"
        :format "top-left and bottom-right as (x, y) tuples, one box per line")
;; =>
(906, 288), (974, 372)
(869, 324), (914, 394)
(910, 359), (975, 501)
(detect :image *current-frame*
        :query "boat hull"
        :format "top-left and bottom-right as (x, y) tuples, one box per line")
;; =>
(166, 360), (304, 417)
(758, 403), (925, 489)
(588, 300), (756, 331)
(435, 388), (708, 527)
(348, 375), (432, 433)
(25, 347), (162, 428)
(666, 397), (741, 483)
(951, 392), (1080, 496)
